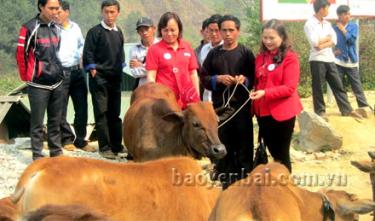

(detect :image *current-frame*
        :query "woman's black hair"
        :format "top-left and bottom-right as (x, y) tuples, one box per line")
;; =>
(157, 12), (183, 39)
(261, 19), (291, 64)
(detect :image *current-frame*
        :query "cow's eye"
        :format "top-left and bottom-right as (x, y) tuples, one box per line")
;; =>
(192, 122), (201, 128)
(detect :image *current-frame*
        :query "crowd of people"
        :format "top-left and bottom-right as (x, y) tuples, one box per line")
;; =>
(15, 0), (370, 189)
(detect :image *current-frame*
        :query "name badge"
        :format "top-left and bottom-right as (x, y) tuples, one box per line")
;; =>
(164, 53), (172, 60)
(268, 64), (276, 71)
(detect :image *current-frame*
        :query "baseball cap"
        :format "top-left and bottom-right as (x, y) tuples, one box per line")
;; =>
(136, 17), (154, 30)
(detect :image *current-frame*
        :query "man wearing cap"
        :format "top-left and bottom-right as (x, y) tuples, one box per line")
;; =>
(129, 17), (158, 88)
(57, 1), (95, 152)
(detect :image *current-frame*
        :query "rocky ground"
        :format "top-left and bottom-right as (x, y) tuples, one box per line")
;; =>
(0, 91), (374, 220)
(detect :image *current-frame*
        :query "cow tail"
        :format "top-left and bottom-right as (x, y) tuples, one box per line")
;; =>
(10, 187), (25, 204)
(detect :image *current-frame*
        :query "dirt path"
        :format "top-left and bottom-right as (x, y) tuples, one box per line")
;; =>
(291, 91), (375, 220)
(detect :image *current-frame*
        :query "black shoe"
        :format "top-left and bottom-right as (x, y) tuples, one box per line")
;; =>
(32, 154), (45, 161)
(50, 150), (63, 158)
(99, 150), (117, 159)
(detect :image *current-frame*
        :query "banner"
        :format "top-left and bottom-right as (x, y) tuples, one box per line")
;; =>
(261, 0), (375, 21)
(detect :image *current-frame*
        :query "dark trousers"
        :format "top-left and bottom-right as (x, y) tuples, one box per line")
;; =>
(336, 65), (369, 108)
(28, 84), (64, 159)
(89, 73), (123, 152)
(310, 61), (353, 115)
(215, 107), (253, 189)
(61, 68), (89, 148)
(257, 116), (295, 172)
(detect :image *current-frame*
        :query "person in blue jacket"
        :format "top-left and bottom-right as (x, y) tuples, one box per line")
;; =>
(333, 5), (369, 109)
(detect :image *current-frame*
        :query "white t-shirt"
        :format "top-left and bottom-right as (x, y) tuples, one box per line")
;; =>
(304, 16), (337, 62)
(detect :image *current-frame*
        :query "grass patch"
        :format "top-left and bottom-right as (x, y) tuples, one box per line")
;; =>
(0, 72), (23, 95)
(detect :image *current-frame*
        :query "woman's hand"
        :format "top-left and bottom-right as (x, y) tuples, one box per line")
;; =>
(147, 70), (157, 83)
(250, 90), (265, 100)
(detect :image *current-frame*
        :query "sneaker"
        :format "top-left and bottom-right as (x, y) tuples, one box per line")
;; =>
(99, 150), (117, 159)
(80, 144), (97, 152)
(63, 143), (76, 151)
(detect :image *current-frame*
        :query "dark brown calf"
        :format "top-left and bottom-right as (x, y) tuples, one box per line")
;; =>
(351, 151), (375, 220)
(124, 83), (226, 162)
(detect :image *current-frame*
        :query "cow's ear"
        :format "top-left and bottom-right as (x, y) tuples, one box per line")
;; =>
(337, 199), (375, 215)
(162, 111), (184, 123)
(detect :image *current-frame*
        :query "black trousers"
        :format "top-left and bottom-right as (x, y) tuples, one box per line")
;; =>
(61, 68), (89, 148)
(310, 61), (353, 115)
(257, 116), (295, 172)
(28, 84), (64, 159)
(89, 73), (123, 153)
(214, 106), (254, 189)
(336, 65), (369, 108)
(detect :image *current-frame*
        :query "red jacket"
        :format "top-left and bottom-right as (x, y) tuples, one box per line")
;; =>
(252, 50), (303, 121)
(16, 15), (63, 87)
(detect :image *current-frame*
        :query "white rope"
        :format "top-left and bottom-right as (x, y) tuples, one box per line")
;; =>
(218, 83), (252, 129)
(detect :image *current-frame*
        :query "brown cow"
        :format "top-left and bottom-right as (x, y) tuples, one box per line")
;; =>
(24, 204), (111, 221)
(0, 197), (17, 221)
(209, 163), (375, 221)
(351, 150), (375, 220)
(12, 156), (221, 221)
(124, 82), (226, 162)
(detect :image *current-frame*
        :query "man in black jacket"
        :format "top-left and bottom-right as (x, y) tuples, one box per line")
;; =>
(16, 0), (64, 161)
(201, 15), (255, 189)
(83, 0), (125, 159)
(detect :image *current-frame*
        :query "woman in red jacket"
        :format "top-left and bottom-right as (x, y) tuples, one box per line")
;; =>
(250, 19), (303, 172)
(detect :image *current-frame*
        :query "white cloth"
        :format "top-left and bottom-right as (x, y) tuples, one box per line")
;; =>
(58, 20), (84, 67)
(335, 58), (358, 68)
(128, 38), (159, 87)
(199, 41), (223, 102)
(199, 41), (223, 65)
(101, 20), (118, 31)
(304, 16), (337, 62)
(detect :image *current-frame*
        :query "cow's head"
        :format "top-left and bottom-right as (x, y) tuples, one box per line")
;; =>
(163, 102), (226, 160)
(324, 190), (375, 221)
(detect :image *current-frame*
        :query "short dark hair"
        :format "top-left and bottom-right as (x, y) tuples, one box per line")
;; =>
(336, 5), (350, 15)
(207, 14), (222, 27)
(61, 1), (69, 11)
(38, 0), (62, 12)
(261, 19), (291, 64)
(313, 0), (330, 13)
(157, 12), (183, 39)
(201, 18), (209, 30)
(219, 14), (241, 30)
(101, 0), (120, 12)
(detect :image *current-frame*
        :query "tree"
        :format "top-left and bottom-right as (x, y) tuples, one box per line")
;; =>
(124, 11), (142, 42)
(242, 0), (262, 52)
